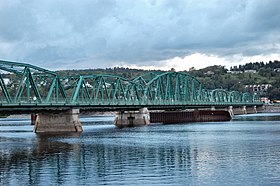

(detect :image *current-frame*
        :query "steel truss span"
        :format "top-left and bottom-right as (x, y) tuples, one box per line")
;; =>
(0, 60), (262, 111)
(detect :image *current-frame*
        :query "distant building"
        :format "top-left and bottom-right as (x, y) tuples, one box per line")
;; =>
(274, 68), (280, 72)
(204, 71), (214, 76)
(244, 70), (257, 73)
(261, 97), (270, 104)
(245, 84), (272, 95)
(227, 71), (243, 74)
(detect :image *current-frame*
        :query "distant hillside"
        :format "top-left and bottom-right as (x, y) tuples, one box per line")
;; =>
(55, 60), (280, 100)
(56, 67), (164, 79)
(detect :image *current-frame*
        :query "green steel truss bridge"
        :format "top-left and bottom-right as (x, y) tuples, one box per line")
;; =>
(0, 60), (262, 112)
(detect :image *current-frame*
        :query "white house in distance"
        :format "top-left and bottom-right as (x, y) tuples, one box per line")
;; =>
(245, 84), (272, 95)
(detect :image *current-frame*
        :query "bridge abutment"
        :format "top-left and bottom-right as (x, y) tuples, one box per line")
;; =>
(33, 109), (83, 133)
(114, 108), (150, 128)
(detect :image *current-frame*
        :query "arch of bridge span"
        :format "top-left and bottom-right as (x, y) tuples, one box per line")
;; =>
(211, 89), (229, 103)
(134, 71), (208, 104)
(0, 60), (66, 104)
(242, 92), (254, 103)
(59, 74), (138, 104)
(229, 91), (242, 102)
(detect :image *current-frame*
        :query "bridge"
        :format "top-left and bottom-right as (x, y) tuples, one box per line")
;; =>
(0, 60), (263, 132)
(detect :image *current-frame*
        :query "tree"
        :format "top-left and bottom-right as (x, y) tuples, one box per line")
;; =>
(266, 87), (280, 100)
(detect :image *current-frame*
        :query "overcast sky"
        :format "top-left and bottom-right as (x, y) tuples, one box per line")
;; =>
(0, 0), (279, 71)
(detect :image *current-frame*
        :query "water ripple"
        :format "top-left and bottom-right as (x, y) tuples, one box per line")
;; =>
(1, 114), (280, 185)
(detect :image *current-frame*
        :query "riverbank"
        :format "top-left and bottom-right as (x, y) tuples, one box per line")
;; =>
(259, 104), (280, 113)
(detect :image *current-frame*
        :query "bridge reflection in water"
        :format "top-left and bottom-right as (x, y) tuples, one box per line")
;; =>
(1, 131), (202, 185)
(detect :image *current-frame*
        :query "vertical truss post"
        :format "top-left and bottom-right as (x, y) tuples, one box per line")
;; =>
(0, 74), (11, 103)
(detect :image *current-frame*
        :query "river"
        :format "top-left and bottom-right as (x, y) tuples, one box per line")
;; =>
(1, 113), (280, 185)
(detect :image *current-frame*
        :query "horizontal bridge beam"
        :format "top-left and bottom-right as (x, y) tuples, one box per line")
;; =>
(0, 102), (263, 113)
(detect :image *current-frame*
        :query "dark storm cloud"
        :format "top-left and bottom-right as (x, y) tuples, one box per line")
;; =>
(0, 0), (279, 69)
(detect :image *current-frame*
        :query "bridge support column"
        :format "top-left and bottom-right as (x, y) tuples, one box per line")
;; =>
(228, 106), (234, 117)
(242, 106), (247, 114)
(31, 114), (37, 125)
(114, 108), (150, 128)
(33, 109), (83, 133)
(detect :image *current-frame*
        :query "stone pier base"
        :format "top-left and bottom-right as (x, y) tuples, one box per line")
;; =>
(114, 108), (150, 128)
(33, 109), (83, 133)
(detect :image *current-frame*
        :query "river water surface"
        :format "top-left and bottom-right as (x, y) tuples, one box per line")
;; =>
(1, 113), (280, 185)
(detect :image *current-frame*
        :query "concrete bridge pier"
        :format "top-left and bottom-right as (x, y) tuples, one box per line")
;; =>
(33, 109), (83, 133)
(242, 106), (247, 114)
(31, 114), (37, 125)
(114, 108), (150, 128)
(228, 106), (234, 117)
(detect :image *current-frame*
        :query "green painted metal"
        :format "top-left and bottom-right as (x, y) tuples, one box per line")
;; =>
(0, 60), (263, 111)
(211, 89), (229, 102)
(229, 91), (242, 102)
(0, 73), (11, 103)
(0, 60), (67, 105)
(242, 92), (253, 102)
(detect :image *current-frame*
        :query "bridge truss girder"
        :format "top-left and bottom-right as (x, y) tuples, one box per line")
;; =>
(0, 60), (67, 105)
(0, 60), (262, 110)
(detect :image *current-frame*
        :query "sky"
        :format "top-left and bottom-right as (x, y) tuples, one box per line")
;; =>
(0, 0), (279, 71)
